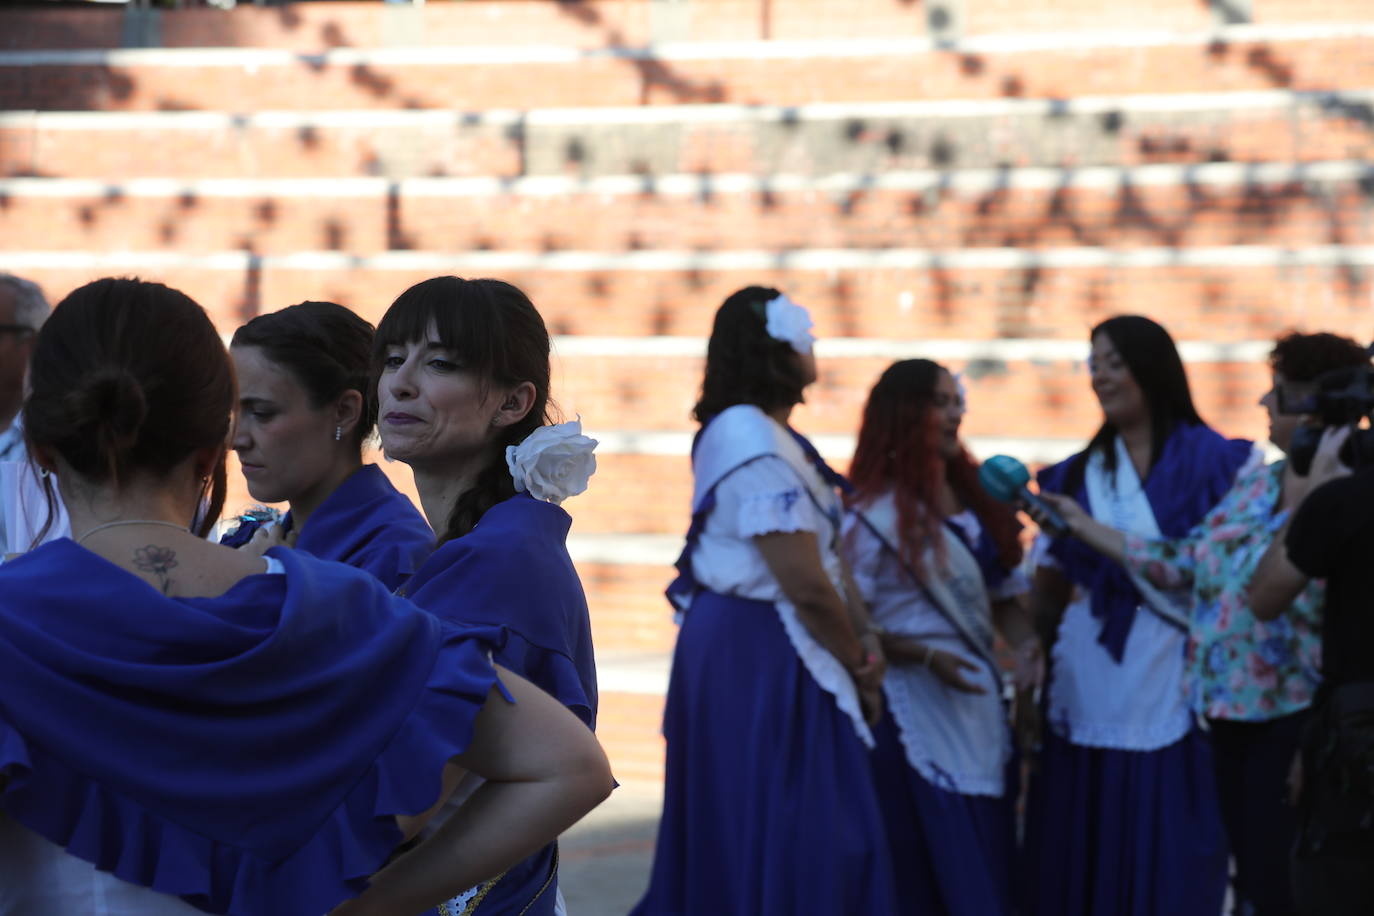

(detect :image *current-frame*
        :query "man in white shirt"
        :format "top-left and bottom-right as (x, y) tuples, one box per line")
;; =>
(0, 273), (52, 552)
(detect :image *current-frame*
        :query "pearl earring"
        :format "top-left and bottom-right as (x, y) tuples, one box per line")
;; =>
(334, 426), (342, 441)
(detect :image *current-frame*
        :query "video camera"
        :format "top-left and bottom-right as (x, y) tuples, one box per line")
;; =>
(1279, 345), (1374, 475)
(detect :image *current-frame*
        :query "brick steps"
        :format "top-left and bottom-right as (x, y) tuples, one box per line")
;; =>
(6, 177), (1370, 254)
(6, 35), (1372, 113)
(5, 102), (1367, 179)
(596, 691), (667, 785)
(5, 256), (1369, 341)
(4, 1), (1368, 54)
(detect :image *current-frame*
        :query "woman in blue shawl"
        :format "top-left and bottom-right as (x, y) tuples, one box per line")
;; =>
(221, 301), (433, 591)
(372, 276), (599, 916)
(1024, 315), (1255, 916)
(0, 277), (612, 916)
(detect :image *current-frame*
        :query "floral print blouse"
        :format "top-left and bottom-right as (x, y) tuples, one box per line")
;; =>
(1123, 459), (1323, 721)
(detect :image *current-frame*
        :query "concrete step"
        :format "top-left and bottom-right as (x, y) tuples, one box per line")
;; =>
(4, 247), (1370, 340)
(4, 1), (1368, 55)
(4, 168), (1369, 254)
(4, 30), (1370, 112)
(4, 95), (1368, 179)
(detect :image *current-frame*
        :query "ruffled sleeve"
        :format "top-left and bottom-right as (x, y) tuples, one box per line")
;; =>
(720, 456), (824, 538)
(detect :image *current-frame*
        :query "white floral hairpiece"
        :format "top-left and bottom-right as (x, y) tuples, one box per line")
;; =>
(764, 294), (816, 355)
(505, 417), (599, 505)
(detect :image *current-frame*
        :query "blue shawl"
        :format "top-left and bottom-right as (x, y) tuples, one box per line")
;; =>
(1037, 422), (1252, 661)
(402, 492), (597, 730)
(222, 464), (433, 592)
(0, 540), (505, 915)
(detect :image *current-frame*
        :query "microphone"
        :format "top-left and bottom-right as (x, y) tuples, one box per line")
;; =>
(978, 455), (1069, 537)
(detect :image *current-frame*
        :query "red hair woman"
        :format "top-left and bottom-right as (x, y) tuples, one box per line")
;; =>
(843, 358), (1040, 915)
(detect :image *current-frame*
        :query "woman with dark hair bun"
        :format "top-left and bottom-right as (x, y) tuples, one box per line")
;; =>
(1023, 315), (1256, 916)
(1039, 331), (1370, 916)
(222, 301), (434, 591)
(0, 277), (612, 916)
(373, 275), (599, 916)
(632, 286), (897, 915)
(843, 358), (1039, 916)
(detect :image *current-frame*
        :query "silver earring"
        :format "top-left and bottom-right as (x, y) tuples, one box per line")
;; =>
(490, 416), (501, 426)
(334, 426), (342, 441)
(39, 467), (50, 479)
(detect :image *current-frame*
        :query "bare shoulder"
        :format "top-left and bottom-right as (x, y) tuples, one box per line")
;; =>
(158, 538), (277, 599)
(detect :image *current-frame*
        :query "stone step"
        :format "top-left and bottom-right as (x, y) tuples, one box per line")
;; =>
(4, 94), (1368, 179)
(4, 248), (1370, 339)
(5, 168), (1369, 254)
(3, 1), (1366, 54)
(3, 28), (1370, 112)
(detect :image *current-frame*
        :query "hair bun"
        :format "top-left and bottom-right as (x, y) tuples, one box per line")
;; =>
(66, 367), (149, 456)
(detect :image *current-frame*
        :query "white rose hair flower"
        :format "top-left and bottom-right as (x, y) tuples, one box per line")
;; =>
(505, 417), (599, 505)
(763, 294), (816, 355)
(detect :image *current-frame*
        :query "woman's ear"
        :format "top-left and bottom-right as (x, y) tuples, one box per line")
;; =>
(491, 381), (537, 429)
(333, 389), (365, 440)
(191, 443), (225, 483)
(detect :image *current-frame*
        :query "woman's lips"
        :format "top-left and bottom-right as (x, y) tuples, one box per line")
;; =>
(384, 412), (422, 425)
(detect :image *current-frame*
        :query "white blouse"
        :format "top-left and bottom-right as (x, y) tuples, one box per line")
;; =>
(844, 506), (1022, 795)
(685, 406), (871, 746)
(691, 455), (845, 601)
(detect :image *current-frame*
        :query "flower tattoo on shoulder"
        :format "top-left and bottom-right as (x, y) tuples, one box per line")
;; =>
(133, 545), (179, 594)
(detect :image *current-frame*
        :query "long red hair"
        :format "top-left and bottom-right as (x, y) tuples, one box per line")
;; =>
(847, 359), (1023, 575)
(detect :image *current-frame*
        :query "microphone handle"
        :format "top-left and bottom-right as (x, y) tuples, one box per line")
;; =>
(1019, 489), (1069, 538)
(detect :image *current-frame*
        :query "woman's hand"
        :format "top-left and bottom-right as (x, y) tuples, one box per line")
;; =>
(852, 631), (887, 725)
(242, 521), (296, 557)
(928, 648), (988, 694)
(1032, 492), (1090, 538)
(885, 634), (987, 694)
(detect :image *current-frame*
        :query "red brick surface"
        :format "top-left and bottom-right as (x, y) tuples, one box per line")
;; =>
(5, 39), (1373, 112)
(4, 181), (1369, 253)
(7, 1), (1374, 661)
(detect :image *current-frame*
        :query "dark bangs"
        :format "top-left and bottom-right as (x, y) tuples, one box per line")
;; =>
(374, 276), (513, 385)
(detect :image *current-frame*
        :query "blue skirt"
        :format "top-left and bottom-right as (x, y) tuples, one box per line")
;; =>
(631, 590), (898, 915)
(1023, 726), (1228, 916)
(870, 709), (1017, 916)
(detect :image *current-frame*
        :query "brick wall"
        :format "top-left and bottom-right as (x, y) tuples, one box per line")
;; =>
(3, 1), (1373, 670)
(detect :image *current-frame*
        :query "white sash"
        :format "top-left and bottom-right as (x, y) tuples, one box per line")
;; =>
(1047, 441), (1192, 750)
(850, 495), (1010, 795)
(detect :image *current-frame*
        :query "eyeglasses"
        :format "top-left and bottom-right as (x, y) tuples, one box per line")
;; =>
(0, 325), (35, 340)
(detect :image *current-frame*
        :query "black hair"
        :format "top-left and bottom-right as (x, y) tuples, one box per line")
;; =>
(1269, 331), (1370, 383)
(231, 301), (376, 450)
(693, 285), (809, 425)
(1067, 314), (1202, 491)
(24, 277), (234, 538)
(373, 276), (552, 542)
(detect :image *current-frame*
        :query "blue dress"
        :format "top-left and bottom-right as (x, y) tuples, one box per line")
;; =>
(401, 492), (598, 916)
(633, 405), (899, 915)
(845, 497), (1024, 915)
(0, 539), (507, 916)
(222, 463), (433, 592)
(1025, 423), (1254, 916)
